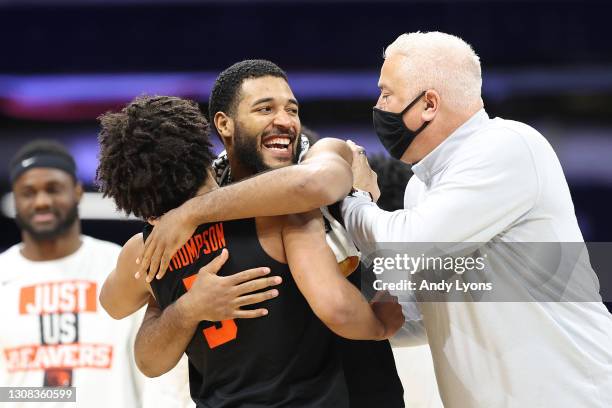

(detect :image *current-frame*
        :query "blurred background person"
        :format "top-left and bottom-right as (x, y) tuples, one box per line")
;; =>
(0, 140), (194, 408)
(367, 154), (412, 214)
(0, 140), (146, 407)
(368, 153), (443, 408)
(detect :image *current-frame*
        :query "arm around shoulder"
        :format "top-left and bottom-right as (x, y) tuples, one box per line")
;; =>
(100, 233), (151, 319)
(282, 210), (396, 340)
(294, 138), (354, 207)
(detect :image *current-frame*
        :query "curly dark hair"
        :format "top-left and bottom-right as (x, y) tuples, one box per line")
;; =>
(367, 153), (413, 212)
(96, 95), (215, 219)
(208, 59), (288, 136)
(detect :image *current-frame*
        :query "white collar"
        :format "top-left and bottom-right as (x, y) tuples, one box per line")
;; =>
(411, 109), (489, 183)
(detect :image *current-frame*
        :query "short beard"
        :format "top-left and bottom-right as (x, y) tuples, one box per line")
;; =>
(232, 122), (300, 176)
(233, 125), (272, 175)
(15, 204), (79, 242)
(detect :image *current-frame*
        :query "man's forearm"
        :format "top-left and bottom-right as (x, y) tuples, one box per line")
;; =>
(134, 297), (198, 377)
(283, 211), (385, 340)
(186, 139), (353, 225)
(290, 255), (390, 340)
(101, 234), (151, 319)
(188, 163), (351, 225)
(99, 271), (149, 320)
(314, 280), (386, 340)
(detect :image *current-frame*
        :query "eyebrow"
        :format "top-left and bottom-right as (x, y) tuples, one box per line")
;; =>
(18, 180), (61, 190)
(251, 97), (299, 107)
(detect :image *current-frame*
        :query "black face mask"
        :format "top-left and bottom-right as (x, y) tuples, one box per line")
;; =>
(372, 91), (430, 160)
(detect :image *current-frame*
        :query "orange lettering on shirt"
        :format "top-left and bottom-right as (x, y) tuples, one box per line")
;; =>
(19, 281), (97, 315)
(166, 223), (227, 272)
(4, 344), (113, 372)
(215, 223), (226, 248)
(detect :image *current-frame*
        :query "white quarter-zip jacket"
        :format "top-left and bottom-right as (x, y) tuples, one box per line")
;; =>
(342, 109), (612, 408)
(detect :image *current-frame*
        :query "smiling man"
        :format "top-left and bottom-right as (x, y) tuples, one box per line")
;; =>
(0, 140), (147, 407)
(205, 60), (406, 408)
(208, 60), (302, 181)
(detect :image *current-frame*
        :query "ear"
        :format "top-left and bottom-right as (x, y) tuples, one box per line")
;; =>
(214, 112), (234, 146)
(146, 217), (157, 226)
(74, 182), (84, 202)
(422, 89), (440, 122)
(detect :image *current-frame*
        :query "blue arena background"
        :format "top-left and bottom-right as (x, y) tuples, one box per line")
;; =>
(1, 0), (610, 258)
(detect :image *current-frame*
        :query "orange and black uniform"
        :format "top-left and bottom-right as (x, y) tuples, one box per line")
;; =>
(144, 219), (349, 408)
(338, 267), (405, 408)
(325, 203), (405, 408)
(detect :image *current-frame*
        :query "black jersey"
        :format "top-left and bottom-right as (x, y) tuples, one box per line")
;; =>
(144, 218), (348, 408)
(326, 203), (405, 407)
(339, 266), (405, 408)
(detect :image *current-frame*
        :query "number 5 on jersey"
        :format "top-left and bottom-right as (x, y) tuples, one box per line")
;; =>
(182, 275), (238, 348)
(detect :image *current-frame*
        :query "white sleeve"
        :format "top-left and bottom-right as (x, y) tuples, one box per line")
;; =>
(141, 355), (195, 408)
(124, 306), (147, 404)
(341, 129), (539, 244)
(388, 297), (428, 347)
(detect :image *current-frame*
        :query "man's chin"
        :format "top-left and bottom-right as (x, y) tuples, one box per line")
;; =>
(262, 150), (297, 168)
(264, 158), (294, 170)
(27, 228), (67, 241)
(29, 219), (59, 231)
(32, 223), (61, 234)
(16, 207), (79, 241)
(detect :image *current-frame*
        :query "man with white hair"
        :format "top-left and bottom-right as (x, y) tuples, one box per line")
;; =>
(340, 31), (612, 407)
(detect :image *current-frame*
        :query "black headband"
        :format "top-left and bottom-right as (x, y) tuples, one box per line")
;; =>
(10, 154), (77, 184)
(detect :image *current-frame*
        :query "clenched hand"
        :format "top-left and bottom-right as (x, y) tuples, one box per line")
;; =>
(346, 140), (381, 202)
(370, 290), (405, 339)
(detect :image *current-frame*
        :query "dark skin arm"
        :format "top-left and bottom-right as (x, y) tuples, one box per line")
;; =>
(101, 232), (281, 321)
(100, 233), (153, 319)
(137, 138), (354, 282)
(282, 210), (404, 340)
(133, 250), (281, 377)
(134, 296), (196, 377)
(134, 211), (403, 377)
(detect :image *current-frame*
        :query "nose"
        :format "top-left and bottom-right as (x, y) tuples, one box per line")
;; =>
(272, 109), (297, 131)
(33, 191), (52, 211)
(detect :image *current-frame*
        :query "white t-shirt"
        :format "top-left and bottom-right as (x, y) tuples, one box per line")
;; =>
(0, 235), (145, 408)
(342, 109), (612, 407)
(142, 355), (194, 408)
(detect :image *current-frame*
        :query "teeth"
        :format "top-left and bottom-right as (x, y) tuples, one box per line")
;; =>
(264, 137), (291, 147)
